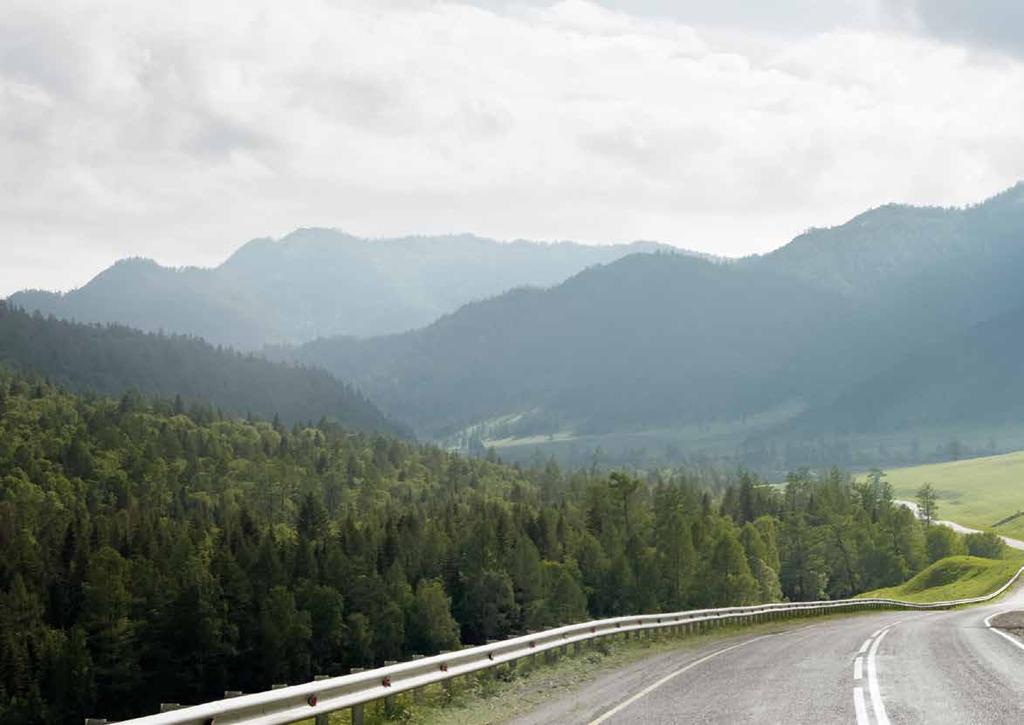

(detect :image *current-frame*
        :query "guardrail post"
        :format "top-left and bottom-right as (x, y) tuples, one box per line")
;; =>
(348, 668), (366, 724)
(84, 719), (107, 725)
(409, 655), (425, 703)
(159, 703), (182, 713)
(313, 675), (330, 725)
(383, 661), (398, 706)
(224, 690), (243, 698)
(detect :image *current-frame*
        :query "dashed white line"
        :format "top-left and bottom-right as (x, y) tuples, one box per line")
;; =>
(853, 686), (870, 725)
(853, 656), (863, 680)
(867, 628), (892, 725)
(984, 611), (1024, 652)
(858, 637), (871, 654)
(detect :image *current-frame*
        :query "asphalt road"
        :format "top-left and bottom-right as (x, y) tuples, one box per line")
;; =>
(513, 584), (1024, 724)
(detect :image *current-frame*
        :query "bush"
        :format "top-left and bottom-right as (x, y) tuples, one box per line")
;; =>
(964, 531), (1006, 559)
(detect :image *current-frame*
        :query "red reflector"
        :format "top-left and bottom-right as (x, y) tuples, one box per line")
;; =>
(382, 676), (392, 688)
(307, 695), (317, 707)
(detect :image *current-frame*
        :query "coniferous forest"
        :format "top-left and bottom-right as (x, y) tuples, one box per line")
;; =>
(0, 369), (997, 723)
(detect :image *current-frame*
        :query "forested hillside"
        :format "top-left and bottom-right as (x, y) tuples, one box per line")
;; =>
(292, 252), (855, 436)
(0, 371), (983, 722)
(0, 303), (401, 435)
(287, 184), (1024, 463)
(9, 231), (669, 348)
(793, 301), (1024, 434)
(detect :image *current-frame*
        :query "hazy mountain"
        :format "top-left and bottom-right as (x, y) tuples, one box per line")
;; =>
(757, 183), (1024, 341)
(0, 302), (404, 435)
(8, 230), (672, 349)
(287, 183), (1024, 448)
(289, 252), (857, 437)
(795, 302), (1024, 435)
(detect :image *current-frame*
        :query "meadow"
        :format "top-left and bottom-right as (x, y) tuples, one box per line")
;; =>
(882, 450), (1024, 538)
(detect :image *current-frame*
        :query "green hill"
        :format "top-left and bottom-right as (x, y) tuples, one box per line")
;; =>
(859, 555), (1024, 603)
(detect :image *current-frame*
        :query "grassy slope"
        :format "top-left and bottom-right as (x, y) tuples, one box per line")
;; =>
(859, 554), (1024, 603)
(881, 450), (1024, 538)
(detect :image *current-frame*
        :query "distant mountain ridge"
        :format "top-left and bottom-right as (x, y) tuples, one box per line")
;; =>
(9, 230), (676, 349)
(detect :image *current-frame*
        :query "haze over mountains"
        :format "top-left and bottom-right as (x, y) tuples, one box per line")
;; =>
(9, 231), (670, 349)
(9, 183), (1024, 470)
(284, 183), (1024, 466)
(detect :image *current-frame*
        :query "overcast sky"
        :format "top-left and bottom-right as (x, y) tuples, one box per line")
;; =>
(3, 0), (1024, 296)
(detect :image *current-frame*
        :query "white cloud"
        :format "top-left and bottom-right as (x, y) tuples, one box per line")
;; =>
(2, 0), (1023, 295)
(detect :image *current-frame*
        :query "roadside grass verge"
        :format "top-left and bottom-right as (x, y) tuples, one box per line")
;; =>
(857, 553), (1024, 604)
(878, 450), (1024, 539)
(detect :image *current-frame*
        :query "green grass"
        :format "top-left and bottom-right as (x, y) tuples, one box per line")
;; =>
(858, 554), (1024, 603)
(878, 450), (1024, 538)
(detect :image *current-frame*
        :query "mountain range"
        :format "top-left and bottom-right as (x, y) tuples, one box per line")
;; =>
(283, 184), (1024, 466)
(9, 183), (1024, 470)
(9, 231), (670, 349)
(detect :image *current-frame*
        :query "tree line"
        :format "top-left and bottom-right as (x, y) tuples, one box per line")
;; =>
(0, 371), (1003, 722)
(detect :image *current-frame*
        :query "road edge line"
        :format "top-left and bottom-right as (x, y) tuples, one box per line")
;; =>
(984, 610), (1024, 652)
(586, 635), (774, 724)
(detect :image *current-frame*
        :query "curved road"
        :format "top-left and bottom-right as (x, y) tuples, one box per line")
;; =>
(514, 583), (1024, 724)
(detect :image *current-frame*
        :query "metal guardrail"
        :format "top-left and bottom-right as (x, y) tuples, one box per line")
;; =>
(114, 563), (1024, 725)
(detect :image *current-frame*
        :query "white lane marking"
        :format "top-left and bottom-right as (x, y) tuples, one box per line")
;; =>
(867, 627), (891, 725)
(587, 635), (774, 724)
(984, 611), (1024, 652)
(853, 686), (870, 725)
(858, 637), (872, 654)
(870, 626), (886, 638)
(854, 656), (863, 680)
